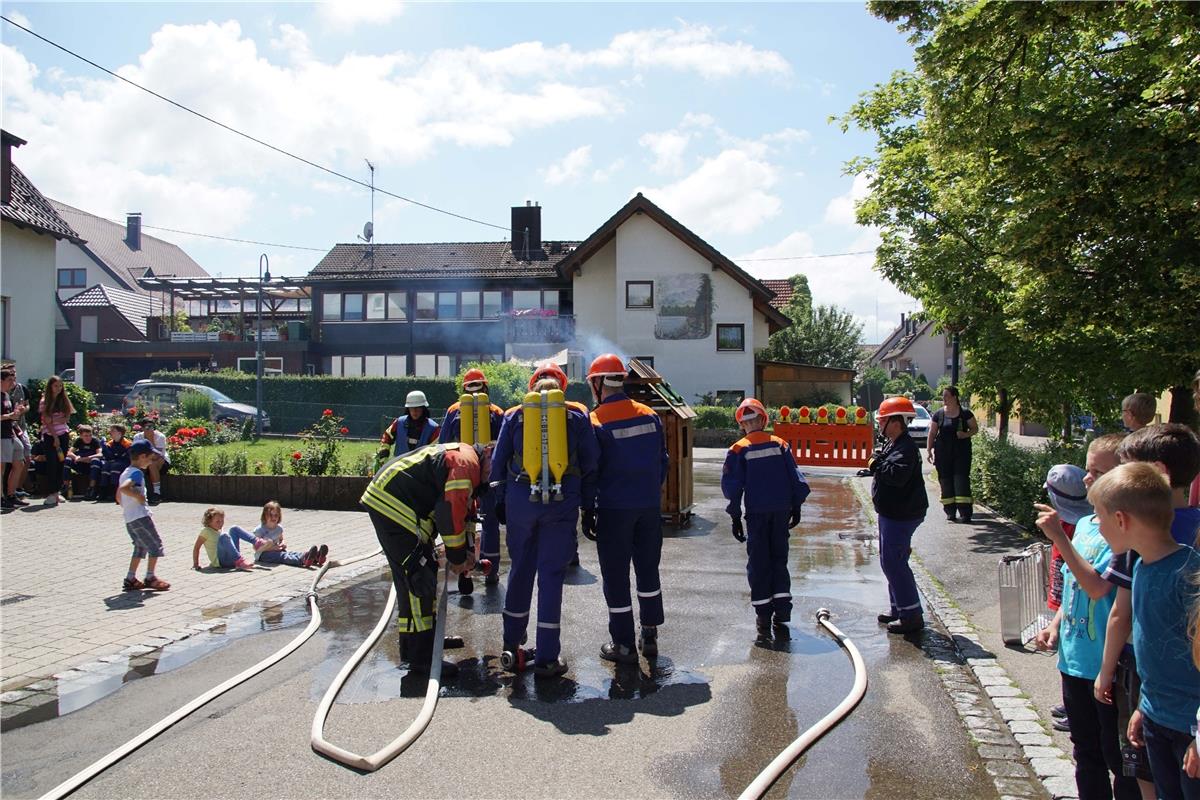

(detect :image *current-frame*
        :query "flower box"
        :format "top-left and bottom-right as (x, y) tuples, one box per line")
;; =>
(165, 473), (369, 511)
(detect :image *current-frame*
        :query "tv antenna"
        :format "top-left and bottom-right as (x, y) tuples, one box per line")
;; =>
(357, 159), (376, 269)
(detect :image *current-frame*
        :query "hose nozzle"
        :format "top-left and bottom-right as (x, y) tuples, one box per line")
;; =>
(815, 607), (831, 622)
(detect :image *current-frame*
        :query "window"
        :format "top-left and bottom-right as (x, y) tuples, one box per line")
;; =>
(341, 356), (364, 377)
(460, 291), (481, 319)
(437, 291), (458, 319)
(632, 356), (654, 369)
(299, 299), (312, 312)
(437, 355), (452, 376)
(542, 290), (560, 315)
(386, 355), (406, 376)
(387, 292), (407, 320)
(626, 281), (653, 308)
(322, 293), (342, 321)
(343, 293), (364, 322)
(512, 290), (541, 312)
(717, 324), (745, 352)
(57, 269), (87, 289)
(482, 291), (502, 318)
(366, 293), (386, 320)
(364, 355), (386, 376)
(414, 354), (436, 376)
(415, 292), (436, 320)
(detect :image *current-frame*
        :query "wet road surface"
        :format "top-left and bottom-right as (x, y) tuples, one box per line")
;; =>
(2, 463), (997, 799)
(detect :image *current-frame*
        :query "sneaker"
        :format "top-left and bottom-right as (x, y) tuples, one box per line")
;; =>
(147, 492), (161, 506)
(144, 577), (170, 591)
(639, 627), (658, 658)
(1051, 704), (1067, 719)
(887, 614), (924, 635)
(123, 577), (145, 591)
(83, 488), (97, 501)
(1053, 717), (1070, 732)
(302, 546), (319, 568)
(1, 496), (12, 509)
(599, 642), (638, 664)
(317, 544), (329, 567)
(533, 657), (568, 678)
(458, 572), (474, 595)
(9, 495), (28, 507)
(14, 489), (29, 498)
(42, 494), (59, 507)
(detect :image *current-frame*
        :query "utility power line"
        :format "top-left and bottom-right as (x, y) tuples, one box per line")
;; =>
(1, 14), (511, 233)
(739, 250), (875, 262)
(109, 219), (328, 252)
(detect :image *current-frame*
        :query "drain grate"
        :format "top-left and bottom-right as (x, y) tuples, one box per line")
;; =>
(0, 594), (33, 606)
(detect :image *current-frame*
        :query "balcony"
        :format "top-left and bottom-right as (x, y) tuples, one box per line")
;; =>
(504, 312), (575, 344)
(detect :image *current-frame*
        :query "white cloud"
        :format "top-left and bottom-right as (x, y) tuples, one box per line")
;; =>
(592, 157), (625, 183)
(288, 204), (315, 219)
(823, 172), (873, 227)
(317, 0), (404, 32)
(269, 23), (311, 63)
(637, 148), (781, 235)
(639, 130), (691, 175)
(542, 145), (592, 186)
(7, 10), (31, 29)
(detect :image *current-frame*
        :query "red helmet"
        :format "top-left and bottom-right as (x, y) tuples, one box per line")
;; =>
(587, 353), (627, 388)
(462, 368), (487, 391)
(876, 396), (917, 422)
(528, 361), (568, 391)
(735, 397), (768, 424)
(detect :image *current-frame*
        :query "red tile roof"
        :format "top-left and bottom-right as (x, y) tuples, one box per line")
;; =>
(761, 279), (794, 309)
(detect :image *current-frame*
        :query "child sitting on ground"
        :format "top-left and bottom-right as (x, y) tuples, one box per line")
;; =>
(1089, 462), (1200, 800)
(118, 440), (170, 592)
(192, 507), (256, 571)
(229, 500), (327, 568)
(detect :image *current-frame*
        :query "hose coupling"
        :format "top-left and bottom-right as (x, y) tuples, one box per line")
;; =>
(815, 607), (831, 622)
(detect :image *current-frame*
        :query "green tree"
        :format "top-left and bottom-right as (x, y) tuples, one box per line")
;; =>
(840, 1), (1200, 438)
(763, 303), (864, 369)
(854, 364), (889, 409)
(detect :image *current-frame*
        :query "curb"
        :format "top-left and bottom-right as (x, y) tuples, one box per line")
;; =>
(849, 476), (1077, 800)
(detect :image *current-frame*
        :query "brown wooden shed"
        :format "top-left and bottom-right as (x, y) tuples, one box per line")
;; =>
(622, 358), (696, 527)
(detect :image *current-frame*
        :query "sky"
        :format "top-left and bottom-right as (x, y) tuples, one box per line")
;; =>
(1, 1), (919, 344)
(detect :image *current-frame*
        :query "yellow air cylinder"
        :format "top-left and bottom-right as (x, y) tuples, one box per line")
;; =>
(459, 393), (476, 445)
(546, 389), (567, 498)
(522, 391), (543, 498)
(475, 393), (492, 443)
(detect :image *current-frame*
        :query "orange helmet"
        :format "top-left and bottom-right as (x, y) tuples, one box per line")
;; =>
(876, 396), (917, 422)
(587, 353), (627, 388)
(462, 368), (487, 391)
(528, 361), (568, 391)
(735, 397), (768, 424)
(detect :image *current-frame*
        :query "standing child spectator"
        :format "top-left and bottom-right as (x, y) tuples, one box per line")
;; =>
(1034, 439), (1136, 799)
(1121, 393), (1157, 433)
(229, 501), (327, 568)
(118, 440), (170, 591)
(62, 425), (103, 500)
(721, 397), (810, 642)
(38, 375), (75, 505)
(191, 508), (256, 571)
(1, 367), (29, 508)
(132, 419), (169, 504)
(1089, 463), (1200, 800)
(94, 424), (132, 502)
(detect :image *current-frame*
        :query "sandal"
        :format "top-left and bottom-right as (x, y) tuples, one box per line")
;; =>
(143, 577), (171, 591)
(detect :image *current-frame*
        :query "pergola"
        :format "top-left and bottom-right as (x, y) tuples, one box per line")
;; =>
(137, 276), (311, 332)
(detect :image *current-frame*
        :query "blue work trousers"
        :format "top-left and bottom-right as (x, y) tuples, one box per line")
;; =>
(502, 493), (578, 665)
(479, 489), (502, 573)
(878, 515), (923, 619)
(596, 507), (664, 647)
(745, 511), (792, 621)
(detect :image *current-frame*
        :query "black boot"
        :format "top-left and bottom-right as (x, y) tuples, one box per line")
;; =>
(772, 614), (790, 640)
(877, 611), (899, 624)
(639, 626), (658, 658)
(756, 616), (773, 641)
(458, 571), (474, 595)
(958, 505), (973, 524)
(887, 614), (925, 635)
(599, 642), (638, 664)
(403, 630), (458, 678)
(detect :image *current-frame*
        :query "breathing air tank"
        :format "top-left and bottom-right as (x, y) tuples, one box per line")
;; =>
(546, 389), (567, 500)
(522, 391), (543, 499)
(475, 393), (491, 443)
(459, 393), (476, 445)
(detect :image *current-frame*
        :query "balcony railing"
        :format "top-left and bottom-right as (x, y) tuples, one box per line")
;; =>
(504, 313), (575, 344)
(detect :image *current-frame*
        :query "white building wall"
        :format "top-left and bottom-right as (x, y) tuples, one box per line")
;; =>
(1, 225), (57, 377)
(54, 239), (127, 301)
(907, 330), (949, 385)
(573, 214), (757, 405)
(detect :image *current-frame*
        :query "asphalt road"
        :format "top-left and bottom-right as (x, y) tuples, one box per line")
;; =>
(2, 461), (997, 800)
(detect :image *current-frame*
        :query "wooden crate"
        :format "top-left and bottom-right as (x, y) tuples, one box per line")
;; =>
(623, 359), (696, 528)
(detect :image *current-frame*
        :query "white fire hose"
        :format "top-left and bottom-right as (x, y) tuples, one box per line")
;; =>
(737, 608), (868, 800)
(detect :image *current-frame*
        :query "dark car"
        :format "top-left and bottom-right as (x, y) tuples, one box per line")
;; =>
(121, 382), (270, 430)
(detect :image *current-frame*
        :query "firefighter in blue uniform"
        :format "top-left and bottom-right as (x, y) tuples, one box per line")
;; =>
(376, 390), (440, 471)
(439, 368), (506, 594)
(584, 354), (669, 664)
(721, 397), (810, 641)
(489, 362), (599, 678)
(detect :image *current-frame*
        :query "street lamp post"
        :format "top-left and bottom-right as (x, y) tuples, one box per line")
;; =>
(256, 254), (271, 438)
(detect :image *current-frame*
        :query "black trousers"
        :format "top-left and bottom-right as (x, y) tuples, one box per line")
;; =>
(366, 508), (436, 639)
(1061, 672), (1140, 800)
(935, 447), (973, 520)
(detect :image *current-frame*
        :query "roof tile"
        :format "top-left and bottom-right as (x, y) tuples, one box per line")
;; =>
(307, 241), (580, 280)
(2, 166), (80, 242)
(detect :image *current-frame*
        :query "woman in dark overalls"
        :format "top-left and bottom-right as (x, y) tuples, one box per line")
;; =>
(925, 386), (978, 523)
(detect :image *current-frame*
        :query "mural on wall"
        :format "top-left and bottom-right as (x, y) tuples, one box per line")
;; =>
(654, 274), (713, 340)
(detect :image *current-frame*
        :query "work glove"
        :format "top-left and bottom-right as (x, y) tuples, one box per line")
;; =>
(494, 502), (506, 526)
(581, 509), (597, 541)
(788, 508), (802, 529)
(730, 516), (746, 543)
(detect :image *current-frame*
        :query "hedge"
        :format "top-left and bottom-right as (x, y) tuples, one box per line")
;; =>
(970, 431), (1086, 531)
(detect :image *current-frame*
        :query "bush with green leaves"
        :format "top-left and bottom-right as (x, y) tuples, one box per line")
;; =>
(178, 390), (213, 420)
(171, 444), (201, 474)
(289, 408), (347, 476)
(229, 450), (249, 475)
(209, 450), (235, 476)
(268, 449), (287, 476)
(24, 378), (96, 429)
(970, 431), (1085, 531)
(349, 451), (376, 477)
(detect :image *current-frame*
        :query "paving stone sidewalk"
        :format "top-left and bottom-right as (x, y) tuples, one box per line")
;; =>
(0, 498), (384, 692)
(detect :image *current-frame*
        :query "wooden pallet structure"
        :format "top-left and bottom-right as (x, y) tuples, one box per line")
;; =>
(622, 358), (696, 527)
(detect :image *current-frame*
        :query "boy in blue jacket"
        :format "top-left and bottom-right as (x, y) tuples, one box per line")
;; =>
(722, 397), (810, 641)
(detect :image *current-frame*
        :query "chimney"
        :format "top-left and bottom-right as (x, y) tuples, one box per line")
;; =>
(1, 130), (27, 207)
(899, 312), (906, 334)
(126, 213), (142, 251)
(510, 201), (542, 261)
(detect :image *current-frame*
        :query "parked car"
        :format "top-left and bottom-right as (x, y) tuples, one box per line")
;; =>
(61, 368), (76, 383)
(907, 404), (932, 439)
(121, 382), (270, 430)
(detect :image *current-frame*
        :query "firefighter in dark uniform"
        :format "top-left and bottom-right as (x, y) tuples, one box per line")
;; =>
(721, 398), (810, 641)
(375, 390), (440, 471)
(489, 362), (599, 678)
(439, 368), (506, 593)
(360, 441), (490, 677)
(584, 354), (669, 664)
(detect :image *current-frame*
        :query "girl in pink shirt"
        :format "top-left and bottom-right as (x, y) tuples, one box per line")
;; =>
(39, 375), (75, 504)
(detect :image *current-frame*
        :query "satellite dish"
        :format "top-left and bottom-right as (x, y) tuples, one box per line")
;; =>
(362, 221), (374, 242)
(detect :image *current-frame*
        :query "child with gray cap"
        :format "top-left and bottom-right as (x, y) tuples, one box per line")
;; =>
(1044, 463), (1093, 616)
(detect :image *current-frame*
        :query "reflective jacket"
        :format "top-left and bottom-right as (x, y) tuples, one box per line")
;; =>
(360, 442), (479, 562)
(101, 437), (134, 465)
(380, 414), (440, 458)
(489, 402), (599, 506)
(439, 401), (505, 445)
(589, 393), (669, 510)
(722, 431), (810, 516)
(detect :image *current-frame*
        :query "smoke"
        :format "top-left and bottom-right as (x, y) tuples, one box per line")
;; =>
(574, 329), (626, 362)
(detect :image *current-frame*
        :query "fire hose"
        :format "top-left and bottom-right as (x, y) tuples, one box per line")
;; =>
(737, 608), (868, 800)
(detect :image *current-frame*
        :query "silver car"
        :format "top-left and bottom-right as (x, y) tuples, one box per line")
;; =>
(122, 382), (270, 430)
(907, 404), (932, 439)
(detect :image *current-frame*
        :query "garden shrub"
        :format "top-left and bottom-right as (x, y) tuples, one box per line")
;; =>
(178, 390), (213, 420)
(694, 405), (737, 430)
(289, 409), (347, 476)
(230, 450), (249, 475)
(209, 450), (235, 476)
(970, 431), (1085, 531)
(268, 449), (287, 476)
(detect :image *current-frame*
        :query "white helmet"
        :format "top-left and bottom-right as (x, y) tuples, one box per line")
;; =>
(405, 390), (429, 408)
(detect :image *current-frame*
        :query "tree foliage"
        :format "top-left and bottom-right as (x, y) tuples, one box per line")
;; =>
(841, 1), (1200, 426)
(764, 275), (863, 369)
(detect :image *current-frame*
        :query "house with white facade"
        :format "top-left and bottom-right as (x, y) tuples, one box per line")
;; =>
(0, 131), (83, 378)
(869, 312), (961, 386)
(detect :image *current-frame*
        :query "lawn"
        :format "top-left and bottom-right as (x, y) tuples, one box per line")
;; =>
(182, 438), (380, 476)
